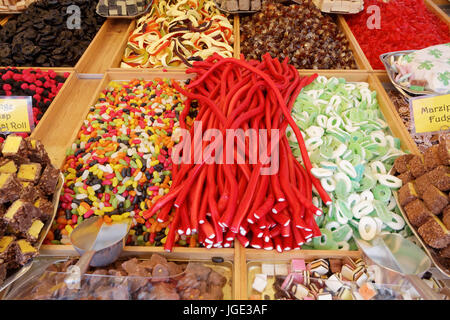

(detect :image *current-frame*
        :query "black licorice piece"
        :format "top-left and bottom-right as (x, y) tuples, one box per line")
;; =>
(211, 256), (224, 263)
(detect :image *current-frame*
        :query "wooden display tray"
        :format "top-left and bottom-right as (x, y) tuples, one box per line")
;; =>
(372, 72), (421, 155)
(339, 0), (450, 72)
(30, 70), (421, 299)
(97, 8), (370, 72)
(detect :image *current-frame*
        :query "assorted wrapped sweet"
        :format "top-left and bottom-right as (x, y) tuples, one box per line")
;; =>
(0, 135), (60, 284)
(387, 44), (450, 94)
(240, 0), (357, 69)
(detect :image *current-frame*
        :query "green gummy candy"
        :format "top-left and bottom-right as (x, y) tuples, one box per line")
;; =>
(373, 184), (391, 202)
(313, 228), (339, 250)
(335, 180), (349, 199)
(356, 174), (377, 192)
(332, 224), (353, 242)
(337, 199), (353, 220)
(374, 200), (393, 224)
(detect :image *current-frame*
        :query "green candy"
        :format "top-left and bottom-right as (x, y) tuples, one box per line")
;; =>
(313, 228), (339, 250)
(331, 224), (353, 242)
(373, 184), (391, 202)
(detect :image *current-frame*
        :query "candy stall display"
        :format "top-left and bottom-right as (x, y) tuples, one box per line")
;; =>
(239, 0), (358, 69)
(4, 254), (232, 300)
(0, 68), (71, 143)
(247, 257), (445, 300)
(393, 137), (450, 276)
(345, 0), (450, 70)
(1, 0), (450, 300)
(0, 0), (105, 67)
(288, 76), (408, 250)
(121, 0), (234, 68)
(0, 135), (62, 289)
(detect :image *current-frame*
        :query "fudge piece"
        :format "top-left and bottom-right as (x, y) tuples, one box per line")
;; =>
(1, 135), (28, 161)
(208, 270), (227, 287)
(34, 198), (54, 221)
(417, 216), (450, 249)
(0, 235), (16, 260)
(148, 282), (180, 300)
(408, 155), (426, 178)
(38, 164), (59, 195)
(329, 258), (342, 274)
(414, 173), (432, 198)
(151, 263), (170, 282)
(24, 219), (44, 243)
(443, 205), (450, 230)
(422, 186), (448, 215)
(0, 158), (17, 174)
(427, 165), (450, 192)
(397, 171), (414, 185)
(25, 138), (51, 166)
(438, 137), (450, 165)
(3, 200), (43, 233)
(394, 154), (414, 174)
(404, 199), (432, 227)
(239, 0), (250, 10)
(17, 163), (42, 183)
(185, 262), (212, 281)
(20, 183), (44, 203)
(440, 244), (450, 259)
(424, 145), (444, 171)
(0, 173), (22, 203)
(398, 182), (418, 207)
(14, 239), (38, 265)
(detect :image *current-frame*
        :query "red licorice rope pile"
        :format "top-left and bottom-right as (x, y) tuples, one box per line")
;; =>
(346, 0), (450, 69)
(147, 53), (331, 252)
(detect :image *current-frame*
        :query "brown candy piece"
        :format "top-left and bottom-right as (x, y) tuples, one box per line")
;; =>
(38, 164), (60, 195)
(25, 138), (51, 166)
(404, 199), (432, 228)
(417, 216), (450, 249)
(422, 186), (448, 215)
(394, 154), (414, 174)
(408, 155), (426, 178)
(398, 182), (418, 207)
(0, 173), (22, 204)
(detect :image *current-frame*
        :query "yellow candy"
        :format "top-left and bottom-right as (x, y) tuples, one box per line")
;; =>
(150, 160), (159, 167)
(111, 215), (121, 221)
(67, 168), (76, 174)
(103, 206), (114, 213)
(161, 237), (167, 244)
(136, 159), (143, 169)
(88, 195), (97, 202)
(78, 206), (87, 215)
(77, 187), (87, 195)
(122, 212), (130, 219)
(132, 181), (138, 189)
(112, 177), (119, 187)
(94, 210), (103, 216)
(65, 225), (73, 235)
(87, 186), (95, 196)
(66, 174), (76, 181)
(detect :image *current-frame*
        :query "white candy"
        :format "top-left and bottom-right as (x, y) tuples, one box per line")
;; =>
(305, 137), (323, 151)
(305, 125), (324, 138)
(321, 177), (336, 192)
(386, 213), (405, 231)
(311, 167), (334, 178)
(338, 160), (357, 179)
(377, 174), (403, 188)
(358, 216), (377, 240)
(352, 200), (374, 219)
(360, 190), (374, 202)
(252, 274), (268, 293)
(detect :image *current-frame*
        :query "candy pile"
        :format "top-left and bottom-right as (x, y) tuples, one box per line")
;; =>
(52, 79), (195, 247)
(346, 0), (450, 70)
(149, 54), (331, 252)
(289, 76), (406, 250)
(0, 0), (105, 67)
(387, 89), (442, 153)
(0, 68), (69, 142)
(121, 0), (234, 68)
(249, 257), (444, 300)
(9, 254), (228, 300)
(394, 136), (450, 267)
(0, 135), (60, 286)
(240, 0), (357, 69)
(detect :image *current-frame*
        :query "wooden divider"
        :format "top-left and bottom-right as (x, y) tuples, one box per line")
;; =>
(75, 19), (133, 74)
